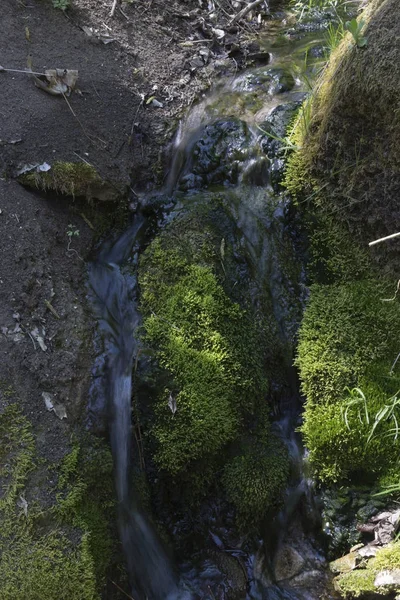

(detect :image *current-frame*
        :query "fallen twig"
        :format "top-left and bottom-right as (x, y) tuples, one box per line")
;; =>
(45, 299), (61, 320)
(369, 231), (400, 247)
(229, 0), (265, 24)
(110, 580), (135, 600)
(0, 66), (46, 76)
(110, 0), (118, 17)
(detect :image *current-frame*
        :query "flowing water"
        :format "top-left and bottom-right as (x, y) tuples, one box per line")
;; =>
(88, 4), (353, 599)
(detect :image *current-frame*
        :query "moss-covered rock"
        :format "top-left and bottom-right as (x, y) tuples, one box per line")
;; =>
(334, 541), (400, 598)
(139, 231), (267, 476)
(18, 162), (120, 202)
(137, 197), (295, 521)
(0, 404), (117, 599)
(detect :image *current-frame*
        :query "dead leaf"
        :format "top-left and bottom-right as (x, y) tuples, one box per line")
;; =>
(42, 392), (67, 420)
(31, 327), (47, 351)
(17, 495), (28, 517)
(82, 26), (116, 44)
(42, 392), (54, 411)
(32, 69), (78, 97)
(25, 27), (30, 42)
(53, 403), (67, 420)
(168, 392), (177, 416)
(17, 162), (51, 176)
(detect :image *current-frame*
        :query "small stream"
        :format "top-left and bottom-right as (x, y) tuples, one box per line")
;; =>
(88, 4), (354, 599)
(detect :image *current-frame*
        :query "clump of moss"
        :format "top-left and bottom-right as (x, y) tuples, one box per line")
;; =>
(335, 568), (376, 599)
(55, 440), (116, 584)
(140, 235), (267, 475)
(0, 405), (117, 599)
(296, 279), (400, 483)
(18, 162), (119, 202)
(222, 435), (289, 528)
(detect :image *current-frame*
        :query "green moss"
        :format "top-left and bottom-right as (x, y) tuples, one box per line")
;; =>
(0, 406), (116, 599)
(296, 279), (400, 483)
(56, 441), (116, 583)
(222, 435), (289, 528)
(335, 569), (376, 598)
(19, 162), (119, 202)
(140, 237), (266, 474)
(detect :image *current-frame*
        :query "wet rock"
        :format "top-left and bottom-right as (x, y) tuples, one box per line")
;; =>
(274, 544), (305, 581)
(235, 67), (296, 96)
(178, 118), (257, 189)
(290, 569), (327, 589)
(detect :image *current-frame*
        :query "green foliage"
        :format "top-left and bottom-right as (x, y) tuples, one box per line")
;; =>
(222, 436), (289, 528)
(296, 280), (400, 482)
(52, 0), (70, 10)
(335, 569), (376, 598)
(0, 405), (35, 511)
(0, 533), (97, 600)
(0, 406), (102, 600)
(345, 18), (368, 48)
(56, 441), (116, 583)
(140, 235), (267, 475)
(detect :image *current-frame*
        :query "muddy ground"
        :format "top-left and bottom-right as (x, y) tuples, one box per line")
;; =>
(0, 0), (272, 563)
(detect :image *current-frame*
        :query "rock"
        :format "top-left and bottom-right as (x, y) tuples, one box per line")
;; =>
(330, 551), (359, 574)
(375, 569), (400, 589)
(274, 544), (305, 581)
(290, 569), (326, 589)
(235, 67), (296, 96)
(359, 546), (379, 558)
(178, 118), (255, 189)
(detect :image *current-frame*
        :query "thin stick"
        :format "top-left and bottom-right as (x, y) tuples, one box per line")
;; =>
(229, 0), (264, 24)
(369, 231), (400, 247)
(390, 352), (400, 375)
(110, 0), (118, 17)
(0, 67), (46, 76)
(111, 580), (135, 600)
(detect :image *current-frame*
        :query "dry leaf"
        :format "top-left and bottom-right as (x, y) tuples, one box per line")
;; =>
(168, 392), (177, 416)
(82, 26), (116, 44)
(17, 495), (28, 517)
(31, 327), (47, 351)
(32, 68), (78, 96)
(25, 27), (30, 42)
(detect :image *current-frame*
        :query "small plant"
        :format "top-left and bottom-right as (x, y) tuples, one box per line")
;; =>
(343, 386), (400, 443)
(66, 225), (83, 261)
(345, 18), (368, 48)
(52, 0), (70, 10)
(67, 224), (80, 238)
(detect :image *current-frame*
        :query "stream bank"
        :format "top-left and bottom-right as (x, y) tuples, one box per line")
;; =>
(2, 0), (398, 599)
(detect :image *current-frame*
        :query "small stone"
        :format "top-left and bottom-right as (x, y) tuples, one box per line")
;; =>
(274, 545), (305, 581)
(375, 569), (400, 588)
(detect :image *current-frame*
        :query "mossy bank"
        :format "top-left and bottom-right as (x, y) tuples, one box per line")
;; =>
(284, 0), (400, 594)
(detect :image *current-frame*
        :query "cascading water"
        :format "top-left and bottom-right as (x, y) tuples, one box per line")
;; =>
(87, 5), (353, 599)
